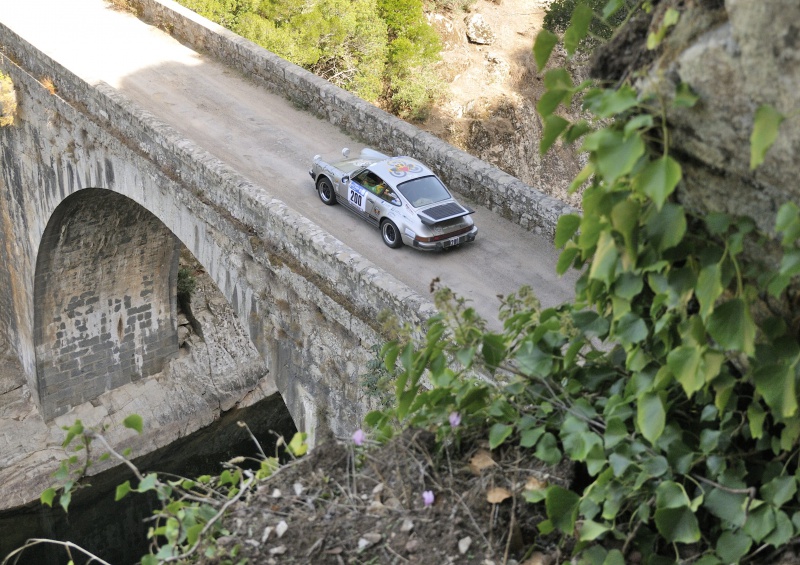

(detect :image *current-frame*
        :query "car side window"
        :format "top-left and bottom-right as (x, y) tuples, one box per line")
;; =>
(380, 188), (400, 206)
(353, 171), (386, 195)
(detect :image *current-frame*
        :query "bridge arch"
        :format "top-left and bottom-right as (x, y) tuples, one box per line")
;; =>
(33, 188), (181, 420)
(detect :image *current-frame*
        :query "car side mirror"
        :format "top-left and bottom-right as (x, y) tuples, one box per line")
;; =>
(341, 176), (350, 185)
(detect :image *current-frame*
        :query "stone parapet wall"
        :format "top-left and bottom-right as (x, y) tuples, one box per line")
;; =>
(129, 0), (575, 238)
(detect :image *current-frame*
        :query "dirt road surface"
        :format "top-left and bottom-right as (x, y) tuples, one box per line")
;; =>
(0, 0), (577, 328)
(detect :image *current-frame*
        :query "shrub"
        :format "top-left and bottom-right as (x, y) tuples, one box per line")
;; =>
(366, 3), (800, 563)
(177, 266), (196, 304)
(173, 0), (442, 117)
(378, 0), (444, 119)
(544, 0), (633, 40)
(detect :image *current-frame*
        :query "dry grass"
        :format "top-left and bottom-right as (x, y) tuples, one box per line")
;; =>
(40, 76), (57, 95)
(214, 427), (572, 564)
(104, 0), (138, 14)
(0, 71), (17, 127)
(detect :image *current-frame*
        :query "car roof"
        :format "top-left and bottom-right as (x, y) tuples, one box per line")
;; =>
(366, 157), (435, 189)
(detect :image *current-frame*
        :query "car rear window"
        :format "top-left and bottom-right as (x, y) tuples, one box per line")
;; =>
(396, 176), (451, 208)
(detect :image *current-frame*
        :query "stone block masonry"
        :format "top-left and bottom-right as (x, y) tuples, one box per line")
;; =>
(33, 189), (180, 419)
(130, 0), (576, 238)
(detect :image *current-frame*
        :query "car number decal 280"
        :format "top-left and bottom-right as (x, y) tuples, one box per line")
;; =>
(348, 184), (367, 212)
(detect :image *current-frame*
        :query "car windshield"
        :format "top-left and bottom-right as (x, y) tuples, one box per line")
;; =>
(396, 176), (451, 208)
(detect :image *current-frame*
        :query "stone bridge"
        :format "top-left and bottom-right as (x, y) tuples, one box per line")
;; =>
(0, 0), (571, 507)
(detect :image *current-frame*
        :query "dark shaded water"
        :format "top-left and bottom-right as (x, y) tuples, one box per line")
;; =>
(0, 393), (296, 564)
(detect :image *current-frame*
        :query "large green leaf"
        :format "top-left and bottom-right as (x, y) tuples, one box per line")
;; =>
(716, 530), (752, 563)
(696, 263), (723, 321)
(637, 392), (665, 444)
(775, 202), (800, 245)
(704, 488), (747, 527)
(123, 414), (143, 434)
(589, 231), (619, 286)
(563, 1), (593, 55)
(602, 0), (626, 18)
(579, 520), (611, 541)
(764, 510), (794, 547)
(761, 475), (797, 508)
(555, 214), (582, 248)
(750, 104), (784, 170)
(541, 115), (570, 154)
(546, 485), (580, 534)
(115, 480), (132, 502)
(516, 340), (554, 377)
(646, 8), (680, 50)
(610, 199), (640, 259)
(654, 506), (701, 543)
(667, 345), (703, 396)
(615, 313), (648, 345)
(584, 85), (639, 118)
(533, 29), (558, 71)
(482, 333), (507, 370)
(645, 203), (686, 252)
(537, 89), (568, 117)
(535, 432), (562, 465)
(40, 487), (57, 507)
(706, 298), (756, 356)
(594, 130), (646, 185)
(633, 156), (682, 210)
(557, 245), (581, 275)
(743, 504), (776, 542)
(753, 362), (797, 419)
(489, 423), (513, 449)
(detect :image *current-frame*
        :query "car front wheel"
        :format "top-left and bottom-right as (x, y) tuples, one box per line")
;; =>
(317, 177), (336, 205)
(381, 220), (403, 249)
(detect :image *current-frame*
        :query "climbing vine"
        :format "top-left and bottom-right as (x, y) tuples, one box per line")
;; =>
(367, 1), (800, 563)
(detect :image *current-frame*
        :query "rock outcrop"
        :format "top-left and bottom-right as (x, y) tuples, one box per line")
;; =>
(593, 0), (800, 238)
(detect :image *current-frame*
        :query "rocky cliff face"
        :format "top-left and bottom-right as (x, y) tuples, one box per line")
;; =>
(593, 0), (799, 239)
(424, 0), (586, 208)
(590, 0), (800, 330)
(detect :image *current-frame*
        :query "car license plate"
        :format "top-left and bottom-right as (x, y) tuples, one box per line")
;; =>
(446, 236), (459, 247)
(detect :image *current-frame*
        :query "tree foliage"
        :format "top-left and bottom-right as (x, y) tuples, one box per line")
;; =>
(174, 0), (443, 118)
(366, 2), (799, 563)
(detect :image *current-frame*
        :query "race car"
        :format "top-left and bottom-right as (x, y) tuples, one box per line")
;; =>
(309, 148), (477, 251)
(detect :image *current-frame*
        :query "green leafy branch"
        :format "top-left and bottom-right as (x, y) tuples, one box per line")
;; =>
(366, 1), (800, 562)
(17, 416), (308, 564)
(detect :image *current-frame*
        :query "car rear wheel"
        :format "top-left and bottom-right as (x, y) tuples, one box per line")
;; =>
(317, 177), (336, 205)
(381, 220), (403, 249)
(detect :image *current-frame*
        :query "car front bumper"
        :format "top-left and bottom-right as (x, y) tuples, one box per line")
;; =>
(410, 226), (478, 251)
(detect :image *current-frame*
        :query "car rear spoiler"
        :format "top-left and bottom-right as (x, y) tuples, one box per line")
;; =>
(417, 203), (475, 226)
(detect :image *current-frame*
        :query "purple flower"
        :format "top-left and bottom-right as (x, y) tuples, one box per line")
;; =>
(422, 490), (434, 507)
(449, 411), (461, 428)
(352, 429), (365, 446)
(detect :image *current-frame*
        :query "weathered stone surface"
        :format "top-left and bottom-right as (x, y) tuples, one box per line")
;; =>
(35, 189), (180, 420)
(596, 0), (800, 236)
(465, 13), (496, 45)
(0, 265), (272, 511)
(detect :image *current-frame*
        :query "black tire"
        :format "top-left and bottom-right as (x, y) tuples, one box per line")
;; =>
(317, 177), (336, 205)
(381, 220), (403, 249)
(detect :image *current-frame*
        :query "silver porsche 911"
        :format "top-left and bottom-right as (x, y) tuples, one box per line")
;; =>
(309, 148), (478, 251)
